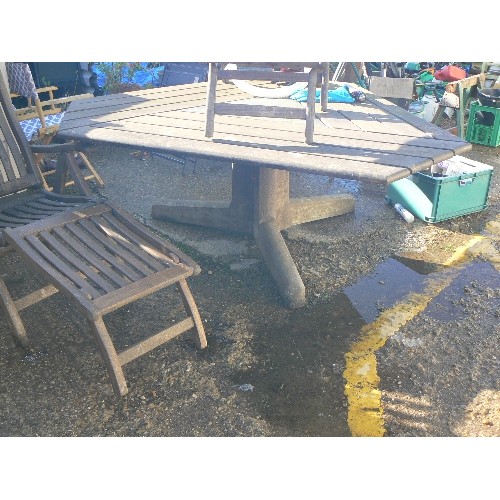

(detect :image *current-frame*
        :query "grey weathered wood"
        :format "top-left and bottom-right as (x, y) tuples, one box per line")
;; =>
(14, 285), (59, 311)
(94, 215), (167, 273)
(369, 76), (414, 99)
(218, 69), (312, 82)
(57, 82), (470, 184)
(38, 230), (117, 294)
(109, 202), (200, 273)
(1, 69), (207, 397)
(136, 109), (466, 151)
(54, 77), (472, 310)
(230, 62), (323, 69)
(100, 212), (183, 270)
(305, 67), (317, 144)
(321, 62), (329, 111)
(52, 225), (130, 288)
(3, 228), (98, 315)
(61, 84), (245, 130)
(64, 221), (144, 282)
(204, 64), (324, 144)
(363, 94), (467, 142)
(57, 119), (428, 182)
(88, 315), (128, 396)
(118, 317), (195, 365)
(2, 203), (206, 396)
(0, 278), (29, 346)
(91, 266), (189, 315)
(62, 152), (92, 196)
(78, 218), (156, 278)
(25, 233), (103, 299)
(205, 63), (218, 138)
(214, 103), (306, 119)
(177, 278), (207, 349)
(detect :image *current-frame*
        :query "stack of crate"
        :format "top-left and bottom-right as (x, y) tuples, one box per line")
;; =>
(464, 63), (500, 147)
(466, 101), (500, 147)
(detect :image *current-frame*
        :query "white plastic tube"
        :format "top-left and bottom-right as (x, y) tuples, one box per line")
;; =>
(394, 203), (415, 223)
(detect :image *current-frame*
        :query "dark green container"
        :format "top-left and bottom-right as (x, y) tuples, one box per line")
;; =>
(466, 102), (500, 147)
(386, 157), (493, 223)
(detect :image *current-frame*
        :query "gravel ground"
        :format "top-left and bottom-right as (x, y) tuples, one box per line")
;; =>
(0, 132), (498, 439)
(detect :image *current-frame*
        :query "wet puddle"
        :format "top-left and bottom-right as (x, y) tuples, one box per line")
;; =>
(344, 258), (431, 323)
(416, 259), (499, 322)
(232, 294), (365, 436)
(233, 255), (493, 436)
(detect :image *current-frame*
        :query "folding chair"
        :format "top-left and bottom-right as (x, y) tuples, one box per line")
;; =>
(205, 62), (330, 144)
(0, 70), (206, 397)
(6, 62), (104, 192)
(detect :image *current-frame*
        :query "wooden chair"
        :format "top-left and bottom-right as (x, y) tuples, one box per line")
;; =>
(6, 62), (104, 192)
(0, 70), (207, 397)
(205, 62), (330, 144)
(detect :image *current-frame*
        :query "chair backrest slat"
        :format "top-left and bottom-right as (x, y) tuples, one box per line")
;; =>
(0, 70), (42, 197)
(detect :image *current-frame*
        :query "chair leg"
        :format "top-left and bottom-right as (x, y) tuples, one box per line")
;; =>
(77, 152), (105, 187)
(88, 315), (129, 396)
(176, 278), (207, 349)
(0, 278), (29, 347)
(205, 63), (218, 138)
(305, 67), (318, 145)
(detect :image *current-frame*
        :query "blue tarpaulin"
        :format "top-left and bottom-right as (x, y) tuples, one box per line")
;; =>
(289, 86), (355, 103)
(93, 63), (164, 90)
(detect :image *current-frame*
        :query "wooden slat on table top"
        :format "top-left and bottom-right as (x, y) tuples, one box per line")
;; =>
(65, 115), (435, 167)
(60, 100), (470, 161)
(58, 82), (471, 183)
(364, 94), (467, 143)
(61, 98), (464, 152)
(86, 111), (463, 165)
(173, 117), (464, 162)
(59, 116), (434, 183)
(62, 82), (468, 145)
(67, 81), (228, 106)
(172, 108), (465, 150)
(330, 101), (431, 137)
(60, 86), (246, 126)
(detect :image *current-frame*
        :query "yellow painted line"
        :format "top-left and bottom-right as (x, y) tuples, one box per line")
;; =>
(343, 271), (458, 436)
(343, 222), (500, 437)
(442, 235), (485, 266)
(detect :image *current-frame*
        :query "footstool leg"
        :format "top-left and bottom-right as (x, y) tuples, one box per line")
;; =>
(88, 315), (128, 396)
(0, 278), (29, 347)
(177, 279), (207, 349)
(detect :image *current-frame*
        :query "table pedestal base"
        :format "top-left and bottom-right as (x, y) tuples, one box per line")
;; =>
(152, 164), (355, 308)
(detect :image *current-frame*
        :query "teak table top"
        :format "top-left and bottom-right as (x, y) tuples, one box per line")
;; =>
(58, 81), (471, 185)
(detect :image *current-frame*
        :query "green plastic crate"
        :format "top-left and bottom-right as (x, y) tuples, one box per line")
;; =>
(466, 102), (500, 147)
(386, 156), (493, 223)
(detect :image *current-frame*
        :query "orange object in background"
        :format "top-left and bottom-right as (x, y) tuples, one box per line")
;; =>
(434, 65), (467, 82)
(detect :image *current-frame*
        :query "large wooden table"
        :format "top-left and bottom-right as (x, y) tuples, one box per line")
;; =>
(58, 81), (472, 308)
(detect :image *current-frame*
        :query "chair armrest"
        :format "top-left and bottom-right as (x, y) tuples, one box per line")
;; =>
(30, 142), (82, 154)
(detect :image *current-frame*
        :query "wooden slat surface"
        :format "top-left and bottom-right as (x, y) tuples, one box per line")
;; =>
(52, 225), (130, 288)
(64, 221), (143, 283)
(57, 82), (472, 184)
(3, 201), (197, 315)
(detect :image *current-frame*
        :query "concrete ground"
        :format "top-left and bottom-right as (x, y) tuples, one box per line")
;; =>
(0, 136), (498, 439)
